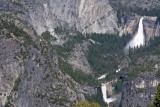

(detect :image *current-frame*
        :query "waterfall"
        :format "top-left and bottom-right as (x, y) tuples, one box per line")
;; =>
(101, 83), (116, 106)
(125, 17), (145, 52)
(101, 83), (107, 102)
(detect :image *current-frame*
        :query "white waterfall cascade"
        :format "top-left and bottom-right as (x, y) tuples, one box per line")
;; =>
(116, 68), (121, 73)
(125, 17), (145, 51)
(99, 17), (145, 106)
(101, 83), (117, 106)
(98, 74), (108, 80)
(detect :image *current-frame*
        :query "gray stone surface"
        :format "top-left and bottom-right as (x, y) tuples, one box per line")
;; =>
(68, 41), (92, 74)
(0, 0), (118, 35)
(0, 16), (96, 107)
(0, 1), (160, 107)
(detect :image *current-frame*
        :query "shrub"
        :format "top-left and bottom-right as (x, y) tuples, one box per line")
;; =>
(41, 31), (52, 41)
(73, 101), (101, 107)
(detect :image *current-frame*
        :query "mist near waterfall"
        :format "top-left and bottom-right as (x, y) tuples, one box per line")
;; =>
(124, 17), (145, 53)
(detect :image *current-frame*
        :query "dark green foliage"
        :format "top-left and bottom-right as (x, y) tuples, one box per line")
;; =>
(5, 32), (12, 38)
(4, 100), (11, 107)
(13, 76), (21, 91)
(63, 34), (85, 52)
(109, 1), (160, 17)
(58, 58), (99, 86)
(54, 29), (160, 85)
(86, 94), (106, 107)
(73, 101), (101, 107)
(87, 33), (131, 79)
(87, 33), (160, 82)
(0, 19), (33, 44)
(41, 31), (52, 41)
(148, 84), (160, 107)
(153, 84), (160, 107)
(147, 36), (160, 55)
(128, 36), (160, 60)
(123, 7), (160, 17)
(156, 69), (160, 78)
(5, 95), (15, 107)
(115, 79), (123, 93)
(53, 33), (85, 58)
(4, 76), (21, 107)
(120, 36), (160, 81)
(54, 27), (69, 35)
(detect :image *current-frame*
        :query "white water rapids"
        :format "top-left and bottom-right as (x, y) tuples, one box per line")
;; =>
(98, 74), (108, 80)
(125, 17), (145, 52)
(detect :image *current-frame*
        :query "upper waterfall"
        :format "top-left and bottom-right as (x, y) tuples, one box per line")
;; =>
(125, 17), (145, 51)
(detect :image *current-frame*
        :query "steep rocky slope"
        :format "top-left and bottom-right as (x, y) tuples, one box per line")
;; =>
(119, 15), (160, 41)
(0, 15), (97, 107)
(68, 41), (92, 74)
(0, 0), (118, 35)
(122, 73), (159, 107)
(0, 0), (160, 107)
(1, 0), (159, 38)
(109, 0), (160, 10)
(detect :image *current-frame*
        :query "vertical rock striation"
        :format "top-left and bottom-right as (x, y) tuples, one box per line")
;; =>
(0, 0), (119, 35)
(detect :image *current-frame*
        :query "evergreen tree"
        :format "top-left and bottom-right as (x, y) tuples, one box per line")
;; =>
(148, 84), (160, 107)
(153, 84), (160, 107)
(73, 101), (101, 107)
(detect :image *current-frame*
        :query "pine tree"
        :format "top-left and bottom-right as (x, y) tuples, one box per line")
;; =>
(148, 84), (160, 107)
(73, 101), (101, 107)
(153, 84), (160, 107)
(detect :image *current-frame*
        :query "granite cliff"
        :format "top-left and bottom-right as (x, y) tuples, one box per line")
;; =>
(0, 0), (160, 107)
(0, 0), (118, 35)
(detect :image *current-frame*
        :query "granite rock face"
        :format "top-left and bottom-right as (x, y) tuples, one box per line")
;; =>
(119, 14), (160, 42)
(0, 0), (118, 35)
(109, 0), (160, 10)
(0, 0), (160, 107)
(122, 73), (160, 107)
(0, 0), (159, 39)
(0, 29), (23, 106)
(17, 46), (85, 107)
(0, 16), (97, 107)
(68, 41), (92, 74)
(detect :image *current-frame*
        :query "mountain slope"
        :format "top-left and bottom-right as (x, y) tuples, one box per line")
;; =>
(0, 0), (118, 35)
(0, 0), (160, 107)
(0, 15), (98, 107)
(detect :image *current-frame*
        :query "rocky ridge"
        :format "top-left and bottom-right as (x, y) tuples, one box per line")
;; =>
(0, 15), (97, 107)
(0, 0), (160, 107)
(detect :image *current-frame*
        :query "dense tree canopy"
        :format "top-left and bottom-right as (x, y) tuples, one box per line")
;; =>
(73, 101), (101, 107)
(148, 84), (160, 107)
(153, 84), (160, 107)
